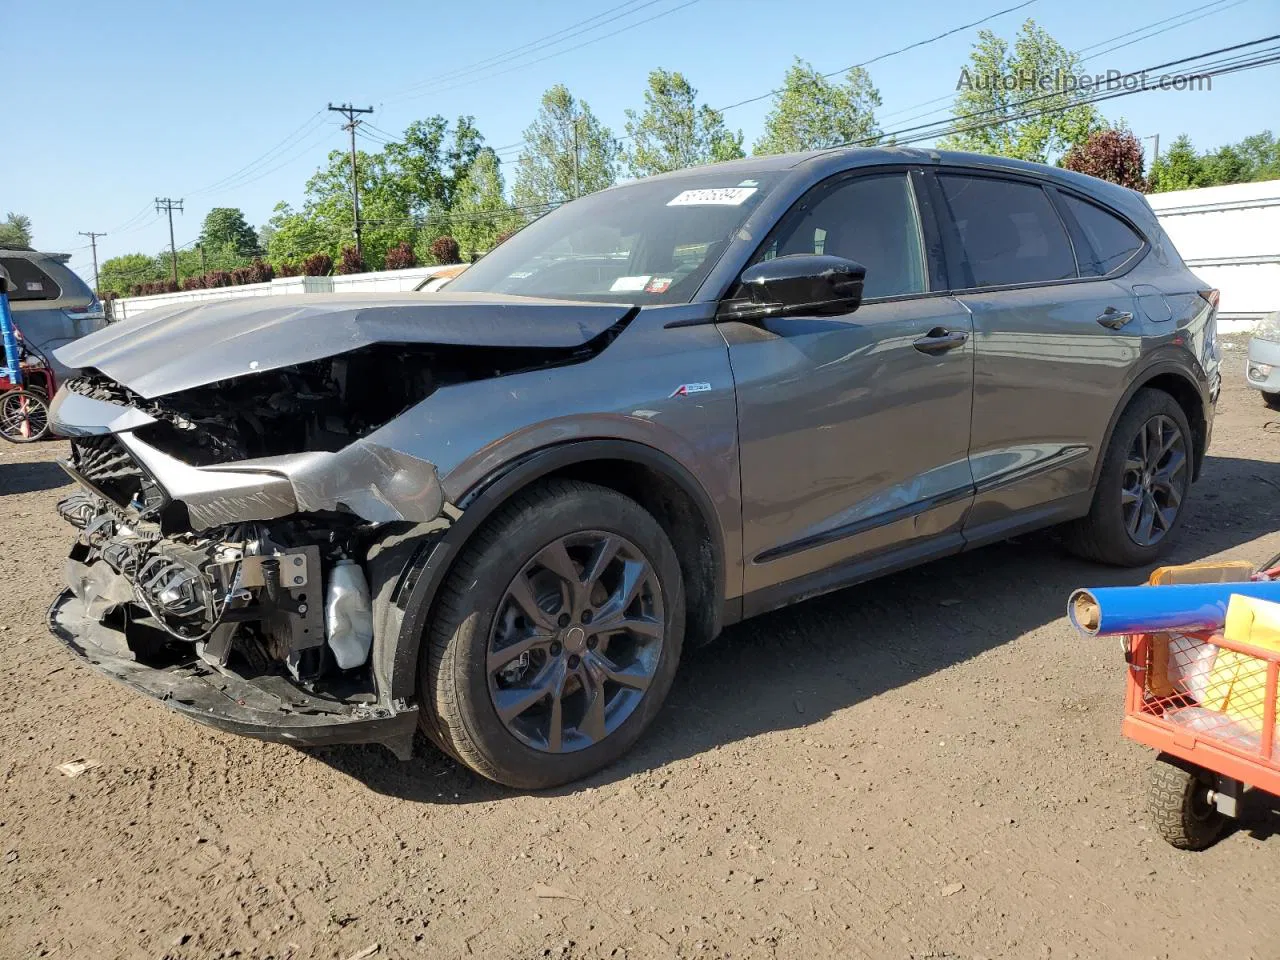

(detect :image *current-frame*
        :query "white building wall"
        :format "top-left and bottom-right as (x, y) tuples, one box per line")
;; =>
(1147, 178), (1280, 334)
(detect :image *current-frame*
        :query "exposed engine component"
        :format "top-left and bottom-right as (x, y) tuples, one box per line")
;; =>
(61, 493), (368, 682)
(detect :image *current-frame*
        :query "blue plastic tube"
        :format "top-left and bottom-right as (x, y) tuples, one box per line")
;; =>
(1068, 580), (1280, 636)
(0, 291), (21, 387)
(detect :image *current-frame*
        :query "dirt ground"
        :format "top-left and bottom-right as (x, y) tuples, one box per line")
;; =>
(3, 340), (1279, 960)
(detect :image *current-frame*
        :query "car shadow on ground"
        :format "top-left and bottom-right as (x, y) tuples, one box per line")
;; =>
(0, 459), (71, 496)
(309, 452), (1280, 817)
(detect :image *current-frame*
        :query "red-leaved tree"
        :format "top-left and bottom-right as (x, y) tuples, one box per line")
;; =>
(430, 235), (462, 265)
(302, 252), (333, 277)
(1062, 129), (1147, 190)
(383, 241), (417, 270)
(337, 246), (366, 275)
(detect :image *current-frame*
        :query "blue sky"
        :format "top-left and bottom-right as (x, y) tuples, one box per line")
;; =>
(7, 0), (1277, 282)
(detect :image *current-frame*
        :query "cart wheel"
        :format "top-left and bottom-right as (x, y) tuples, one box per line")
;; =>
(0, 388), (50, 443)
(1149, 753), (1227, 850)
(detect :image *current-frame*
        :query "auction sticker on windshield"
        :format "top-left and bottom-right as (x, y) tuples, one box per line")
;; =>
(667, 187), (757, 206)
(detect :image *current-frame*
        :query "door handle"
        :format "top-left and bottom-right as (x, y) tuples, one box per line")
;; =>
(1097, 307), (1134, 330)
(913, 327), (968, 354)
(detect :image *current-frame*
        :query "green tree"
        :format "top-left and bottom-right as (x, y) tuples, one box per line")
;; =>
(98, 253), (162, 296)
(264, 201), (339, 265)
(1235, 131), (1280, 181)
(622, 69), (744, 178)
(198, 207), (260, 257)
(1148, 134), (1207, 192)
(514, 85), (618, 205)
(939, 19), (1102, 163)
(448, 149), (521, 257)
(383, 115), (486, 216)
(754, 59), (882, 155)
(0, 212), (33, 248)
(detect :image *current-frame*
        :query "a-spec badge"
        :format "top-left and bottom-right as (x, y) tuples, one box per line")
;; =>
(669, 382), (712, 398)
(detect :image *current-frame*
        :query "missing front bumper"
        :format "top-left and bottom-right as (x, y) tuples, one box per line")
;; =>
(48, 589), (417, 758)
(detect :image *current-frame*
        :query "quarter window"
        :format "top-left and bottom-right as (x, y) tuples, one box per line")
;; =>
(937, 175), (1077, 288)
(755, 173), (927, 300)
(0, 257), (61, 302)
(1060, 194), (1144, 276)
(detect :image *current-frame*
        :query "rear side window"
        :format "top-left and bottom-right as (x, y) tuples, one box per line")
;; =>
(754, 173), (926, 300)
(937, 175), (1077, 288)
(0, 256), (61, 302)
(1060, 194), (1144, 276)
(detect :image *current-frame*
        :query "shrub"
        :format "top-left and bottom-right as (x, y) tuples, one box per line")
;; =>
(430, 235), (462, 265)
(247, 259), (274, 283)
(383, 241), (417, 270)
(162, 279), (179, 293)
(206, 270), (233, 288)
(128, 284), (143, 297)
(336, 246), (366, 275)
(1062, 129), (1147, 190)
(302, 252), (333, 277)
(230, 266), (254, 285)
(181, 275), (203, 291)
(276, 260), (300, 277)
(494, 228), (519, 247)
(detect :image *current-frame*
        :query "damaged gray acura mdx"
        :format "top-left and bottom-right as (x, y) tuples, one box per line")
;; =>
(48, 147), (1219, 788)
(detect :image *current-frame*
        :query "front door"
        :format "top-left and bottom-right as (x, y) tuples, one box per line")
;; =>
(722, 170), (976, 606)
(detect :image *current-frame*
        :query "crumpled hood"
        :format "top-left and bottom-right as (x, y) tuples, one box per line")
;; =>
(56, 291), (634, 398)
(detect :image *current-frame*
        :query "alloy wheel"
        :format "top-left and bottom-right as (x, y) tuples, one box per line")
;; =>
(1121, 413), (1188, 546)
(486, 531), (665, 753)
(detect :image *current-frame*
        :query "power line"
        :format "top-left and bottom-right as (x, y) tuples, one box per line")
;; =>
(382, 0), (669, 103)
(187, 111), (327, 198)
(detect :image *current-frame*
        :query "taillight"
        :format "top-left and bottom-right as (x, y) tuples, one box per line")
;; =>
(1199, 289), (1220, 310)
(64, 305), (89, 314)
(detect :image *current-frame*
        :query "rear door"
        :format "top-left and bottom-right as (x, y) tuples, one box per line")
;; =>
(927, 170), (1147, 543)
(724, 169), (976, 607)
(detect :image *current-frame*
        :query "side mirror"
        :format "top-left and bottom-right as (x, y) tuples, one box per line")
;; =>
(720, 254), (866, 323)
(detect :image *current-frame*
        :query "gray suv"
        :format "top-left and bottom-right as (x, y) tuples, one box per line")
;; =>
(1, 247), (105, 380)
(47, 148), (1219, 788)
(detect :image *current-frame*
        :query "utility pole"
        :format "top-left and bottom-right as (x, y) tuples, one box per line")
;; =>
(77, 231), (106, 295)
(328, 102), (374, 258)
(154, 198), (183, 284)
(568, 112), (582, 200)
(1142, 133), (1160, 168)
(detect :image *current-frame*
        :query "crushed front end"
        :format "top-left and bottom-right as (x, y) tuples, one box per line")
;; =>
(45, 361), (451, 758)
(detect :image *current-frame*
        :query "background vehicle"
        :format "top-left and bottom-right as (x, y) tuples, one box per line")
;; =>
(49, 148), (1219, 788)
(0, 246), (105, 381)
(1245, 310), (1280, 408)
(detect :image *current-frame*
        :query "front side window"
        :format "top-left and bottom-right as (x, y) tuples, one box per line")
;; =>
(1, 257), (61, 302)
(447, 172), (783, 304)
(938, 175), (1077, 288)
(1060, 194), (1144, 276)
(752, 173), (926, 300)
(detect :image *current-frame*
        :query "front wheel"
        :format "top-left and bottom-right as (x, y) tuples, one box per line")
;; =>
(420, 479), (685, 789)
(1261, 391), (1280, 411)
(1063, 388), (1193, 566)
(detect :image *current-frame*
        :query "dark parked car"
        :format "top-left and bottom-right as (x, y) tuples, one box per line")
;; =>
(48, 148), (1219, 787)
(0, 246), (105, 380)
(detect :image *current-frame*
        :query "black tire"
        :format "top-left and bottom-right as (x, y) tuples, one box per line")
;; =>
(419, 479), (685, 789)
(1148, 754), (1227, 850)
(1063, 388), (1193, 566)
(1262, 391), (1280, 411)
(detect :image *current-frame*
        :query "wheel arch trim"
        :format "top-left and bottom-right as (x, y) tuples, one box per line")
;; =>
(372, 438), (728, 705)
(1091, 358), (1211, 491)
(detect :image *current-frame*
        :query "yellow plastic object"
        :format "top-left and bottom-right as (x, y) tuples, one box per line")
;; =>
(1202, 595), (1280, 731)
(1145, 562), (1256, 696)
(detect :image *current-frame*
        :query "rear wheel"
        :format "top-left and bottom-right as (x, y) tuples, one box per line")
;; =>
(1149, 754), (1227, 850)
(1063, 389), (1193, 566)
(419, 480), (684, 789)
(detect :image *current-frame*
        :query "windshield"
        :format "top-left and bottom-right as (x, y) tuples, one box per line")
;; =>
(448, 171), (783, 304)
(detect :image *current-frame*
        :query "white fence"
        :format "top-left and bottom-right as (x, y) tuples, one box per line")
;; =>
(109, 266), (456, 322)
(1146, 178), (1280, 334)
